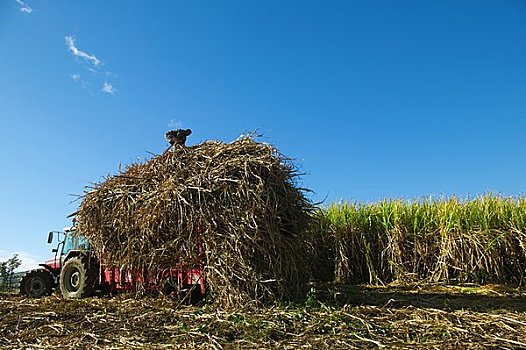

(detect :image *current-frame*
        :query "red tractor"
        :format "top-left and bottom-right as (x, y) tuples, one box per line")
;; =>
(19, 220), (206, 303)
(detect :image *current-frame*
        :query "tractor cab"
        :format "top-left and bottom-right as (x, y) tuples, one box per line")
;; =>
(45, 223), (91, 271)
(58, 226), (91, 260)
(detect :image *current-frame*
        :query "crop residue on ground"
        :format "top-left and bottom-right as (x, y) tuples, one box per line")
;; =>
(2, 284), (526, 349)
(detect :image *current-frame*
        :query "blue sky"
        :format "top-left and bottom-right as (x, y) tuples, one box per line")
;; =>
(1, 0), (526, 268)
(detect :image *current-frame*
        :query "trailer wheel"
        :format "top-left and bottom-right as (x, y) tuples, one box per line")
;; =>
(19, 270), (54, 297)
(59, 256), (98, 299)
(162, 278), (203, 305)
(161, 277), (181, 298)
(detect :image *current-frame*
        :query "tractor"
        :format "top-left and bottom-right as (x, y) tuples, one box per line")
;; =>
(19, 219), (206, 302)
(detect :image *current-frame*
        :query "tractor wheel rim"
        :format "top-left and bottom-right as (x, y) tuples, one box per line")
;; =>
(70, 271), (80, 289)
(30, 278), (45, 295)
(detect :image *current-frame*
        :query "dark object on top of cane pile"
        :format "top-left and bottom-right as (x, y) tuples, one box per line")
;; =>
(77, 136), (314, 307)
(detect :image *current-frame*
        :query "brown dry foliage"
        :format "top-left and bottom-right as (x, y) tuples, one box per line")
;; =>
(77, 137), (314, 307)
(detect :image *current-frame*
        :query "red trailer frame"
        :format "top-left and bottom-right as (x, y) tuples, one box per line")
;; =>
(31, 222), (206, 301)
(97, 227), (206, 298)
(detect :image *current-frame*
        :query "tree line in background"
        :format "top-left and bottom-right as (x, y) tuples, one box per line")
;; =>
(0, 254), (21, 292)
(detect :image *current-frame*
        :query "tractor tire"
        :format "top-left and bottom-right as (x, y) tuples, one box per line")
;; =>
(59, 256), (98, 299)
(19, 269), (54, 297)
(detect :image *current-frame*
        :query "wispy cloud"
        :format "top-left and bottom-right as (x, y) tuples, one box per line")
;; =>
(101, 82), (117, 95)
(15, 0), (32, 14)
(65, 35), (118, 95)
(65, 36), (101, 67)
(70, 73), (93, 92)
(168, 119), (182, 129)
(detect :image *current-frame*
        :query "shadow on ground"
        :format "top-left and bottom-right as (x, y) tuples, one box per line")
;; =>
(316, 283), (526, 312)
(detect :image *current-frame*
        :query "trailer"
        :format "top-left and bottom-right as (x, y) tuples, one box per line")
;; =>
(19, 219), (205, 303)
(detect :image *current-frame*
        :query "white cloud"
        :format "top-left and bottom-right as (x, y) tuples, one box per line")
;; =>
(101, 82), (117, 95)
(65, 35), (119, 95)
(168, 119), (182, 129)
(70, 74), (93, 90)
(0, 250), (41, 272)
(65, 35), (101, 67)
(15, 0), (32, 14)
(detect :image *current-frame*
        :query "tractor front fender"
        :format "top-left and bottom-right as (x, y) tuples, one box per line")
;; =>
(38, 263), (60, 277)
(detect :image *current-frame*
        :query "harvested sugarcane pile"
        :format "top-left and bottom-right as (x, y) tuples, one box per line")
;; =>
(77, 136), (314, 306)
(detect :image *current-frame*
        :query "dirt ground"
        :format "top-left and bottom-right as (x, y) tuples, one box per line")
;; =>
(1, 284), (526, 349)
